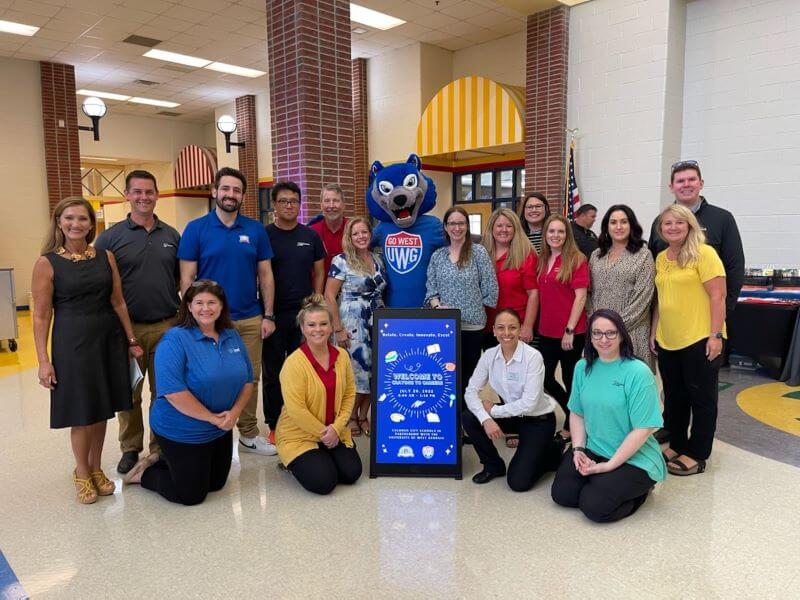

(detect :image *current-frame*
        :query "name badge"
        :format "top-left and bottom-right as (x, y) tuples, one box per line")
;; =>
(507, 372), (521, 382)
(239, 235), (250, 244)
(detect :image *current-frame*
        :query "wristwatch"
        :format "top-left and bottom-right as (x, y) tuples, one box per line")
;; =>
(573, 446), (586, 454)
(264, 313), (275, 322)
(711, 332), (723, 339)
(565, 327), (574, 334)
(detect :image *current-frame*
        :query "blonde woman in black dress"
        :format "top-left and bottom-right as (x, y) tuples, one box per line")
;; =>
(32, 197), (142, 504)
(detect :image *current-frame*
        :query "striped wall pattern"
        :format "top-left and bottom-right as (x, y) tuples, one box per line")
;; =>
(416, 76), (525, 157)
(174, 145), (217, 190)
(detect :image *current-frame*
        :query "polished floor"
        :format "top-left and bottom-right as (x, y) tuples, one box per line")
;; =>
(1, 314), (798, 599)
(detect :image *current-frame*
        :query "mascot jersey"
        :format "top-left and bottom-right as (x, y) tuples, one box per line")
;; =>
(366, 154), (445, 308)
(374, 215), (444, 307)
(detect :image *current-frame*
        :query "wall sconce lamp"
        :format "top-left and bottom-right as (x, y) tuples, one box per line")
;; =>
(78, 96), (107, 141)
(216, 114), (245, 153)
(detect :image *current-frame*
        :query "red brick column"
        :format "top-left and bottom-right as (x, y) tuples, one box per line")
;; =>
(267, 0), (354, 221)
(524, 7), (569, 212)
(351, 58), (368, 218)
(235, 94), (259, 219)
(40, 61), (82, 210)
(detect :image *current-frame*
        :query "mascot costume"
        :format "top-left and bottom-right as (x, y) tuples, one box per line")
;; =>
(368, 154), (445, 307)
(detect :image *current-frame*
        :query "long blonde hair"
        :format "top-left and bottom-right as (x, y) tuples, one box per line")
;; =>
(482, 208), (531, 270)
(42, 196), (96, 255)
(537, 214), (585, 283)
(341, 217), (374, 274)
(656, 204), (706, 268)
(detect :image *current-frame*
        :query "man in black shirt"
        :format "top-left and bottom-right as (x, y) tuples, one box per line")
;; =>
(94, 170), (180, 474)
(571, 203), (598, 258)
(262, 182), (326, 440)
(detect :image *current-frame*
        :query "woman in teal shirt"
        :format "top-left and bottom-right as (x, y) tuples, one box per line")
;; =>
(551, 308), (666, 523)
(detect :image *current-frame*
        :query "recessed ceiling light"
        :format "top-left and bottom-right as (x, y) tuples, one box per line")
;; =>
(129, 97), (181, 108)
(81, 156), (118, 162)
(143, 49), (210, 68)
(0, 19), (39, 37)
(350, 3), (405, 31)
(205, 62), (266, 78)
(77, 89), (131, 101)
(352, 27), (368, 35)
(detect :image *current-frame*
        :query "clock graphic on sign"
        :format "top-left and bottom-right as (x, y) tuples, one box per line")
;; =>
(381, 347), (456, 420)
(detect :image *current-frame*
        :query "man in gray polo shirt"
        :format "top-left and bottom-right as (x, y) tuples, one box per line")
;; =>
(95, 170), (181, 474)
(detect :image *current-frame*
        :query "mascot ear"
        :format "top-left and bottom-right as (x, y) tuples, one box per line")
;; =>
(369, 160), (384, 184)
(406, 154), (422, 170)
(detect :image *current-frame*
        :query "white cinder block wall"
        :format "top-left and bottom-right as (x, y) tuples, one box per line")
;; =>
(568, 0), (681, 240)
(681, 0), (800, 267)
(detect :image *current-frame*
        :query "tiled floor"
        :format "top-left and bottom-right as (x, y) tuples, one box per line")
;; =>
(1, 313), (798, 598)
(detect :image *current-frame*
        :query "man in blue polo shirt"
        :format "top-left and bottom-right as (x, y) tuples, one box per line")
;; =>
(178, 167), (277, 456)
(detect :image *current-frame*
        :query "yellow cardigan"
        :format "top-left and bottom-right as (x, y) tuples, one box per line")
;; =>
(276, 346), (356, 466)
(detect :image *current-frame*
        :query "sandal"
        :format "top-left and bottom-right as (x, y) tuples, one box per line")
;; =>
(358, 418), (371, 437)
(90, 469), (116, 496)
(73, 470), (98, 505)
(662, 448), (679, 463)
(348, 417), (362, 437)
(122, 453), (160, 485)
(505, 435), (519, 449)
(667, 456), (706, 476)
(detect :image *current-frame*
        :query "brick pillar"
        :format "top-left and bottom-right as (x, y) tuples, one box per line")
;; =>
(235, 94), (259, 219)
(524, 7), (569, 212)
(40, 61), (82, 210)
(267, 0), (354, 221)
(351, 58), (368, 218)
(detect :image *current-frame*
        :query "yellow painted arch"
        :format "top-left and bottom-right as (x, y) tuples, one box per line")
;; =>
(416, 76), (525, 157)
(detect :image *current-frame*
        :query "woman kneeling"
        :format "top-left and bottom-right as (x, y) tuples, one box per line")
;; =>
(277, 295), (362, 495)
(124, 280), (253, 505)
(551, 309), (666, 522)
(463, 309), (563, 490)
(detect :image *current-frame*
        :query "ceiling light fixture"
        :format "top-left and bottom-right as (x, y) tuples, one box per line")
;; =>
(205, 62), (266, 78)
(77, 89), (131, 101)
(129, 97), (181, 108)
(351, 27), (368, 35)
(81, 156), (118, 162)
(143, 49), (211, 68)
(350, 3), (405, 31)
(0, 19), (39, 37)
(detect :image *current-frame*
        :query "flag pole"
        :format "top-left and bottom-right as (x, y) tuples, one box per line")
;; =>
(563, 128), (577, 217)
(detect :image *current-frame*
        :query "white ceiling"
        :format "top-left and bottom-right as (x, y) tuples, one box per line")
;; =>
(0, 0), (528, 123)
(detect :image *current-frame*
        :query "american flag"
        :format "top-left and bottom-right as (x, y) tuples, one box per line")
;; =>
(565, 140), (581, 221)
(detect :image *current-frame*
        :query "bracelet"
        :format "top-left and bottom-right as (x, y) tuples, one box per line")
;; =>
(573, 446), (587, 454)
(128, 337), (139, 346)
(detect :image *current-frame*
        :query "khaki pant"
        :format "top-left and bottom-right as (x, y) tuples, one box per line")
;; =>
(233, 314), (264, 439)
(119, 318), (174, 454)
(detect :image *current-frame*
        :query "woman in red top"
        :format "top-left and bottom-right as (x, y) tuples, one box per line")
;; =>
(483, 208), (539, 346)
(537, 214), (589, 442)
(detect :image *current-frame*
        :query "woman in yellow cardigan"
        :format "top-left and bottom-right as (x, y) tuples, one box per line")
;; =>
(277, 294), (362, 494)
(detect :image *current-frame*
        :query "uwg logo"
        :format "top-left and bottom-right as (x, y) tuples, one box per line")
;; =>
(384, 231), (423, 274)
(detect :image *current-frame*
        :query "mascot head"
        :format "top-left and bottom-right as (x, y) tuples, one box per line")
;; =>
(367, 154), (437, 228)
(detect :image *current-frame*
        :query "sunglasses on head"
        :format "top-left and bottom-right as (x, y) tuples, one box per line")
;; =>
(671, 160), (698, 173)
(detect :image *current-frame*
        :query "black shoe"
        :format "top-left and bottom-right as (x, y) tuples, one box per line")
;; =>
(654, 428), (670, 444)
(117, 451), (140, 474)
(462, 435), (473, 446)
(471, 468), (506, 484)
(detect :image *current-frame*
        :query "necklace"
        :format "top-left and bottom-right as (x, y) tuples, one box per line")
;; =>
(56, 245), (96, 262)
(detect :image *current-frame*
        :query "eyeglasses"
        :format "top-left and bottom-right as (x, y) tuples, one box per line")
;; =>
(671, 160), (698, 173)
(525, 204), (546, 211)
(590, 329), (619, 340)
(276, 199), (301, 206)
(445, 221), (468, 227)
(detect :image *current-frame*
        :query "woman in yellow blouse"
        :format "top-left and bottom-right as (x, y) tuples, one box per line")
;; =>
(650, 204), (726, 476)
(276, 294), (362, 494)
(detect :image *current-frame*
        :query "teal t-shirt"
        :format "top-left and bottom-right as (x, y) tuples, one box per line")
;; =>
(568, 357), (667, 482)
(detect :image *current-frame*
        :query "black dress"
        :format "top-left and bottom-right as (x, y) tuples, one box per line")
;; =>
(46, 250), (132, 428)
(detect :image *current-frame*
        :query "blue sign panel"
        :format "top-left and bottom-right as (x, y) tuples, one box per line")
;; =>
(370, 309), (462, 478)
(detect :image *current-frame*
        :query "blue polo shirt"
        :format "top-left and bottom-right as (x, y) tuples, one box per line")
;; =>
(178, 210), (273, 320)
(151, 326), (254, 444)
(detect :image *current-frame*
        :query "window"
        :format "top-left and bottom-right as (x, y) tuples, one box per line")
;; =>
(455, 173), (473, 202)
(258, 186), (273, 225)
(495, 170), (513, 198)
(468, 214), (482, 237)
(478, 172), (493, 200)
(453, 166), (524, 212)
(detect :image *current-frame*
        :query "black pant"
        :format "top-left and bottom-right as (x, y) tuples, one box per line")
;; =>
(657, 338), (721, 460)
(262, 309), (303, 430)
(287, 442), (362, 495)
(551, 448), (655, 523)
(141, 431), (232, 506)
(461, 330), (484, 406)
(538, 334), (585, 431)
(462, 409), (561, 491)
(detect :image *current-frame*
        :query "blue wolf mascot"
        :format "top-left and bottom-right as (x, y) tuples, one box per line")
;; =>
(368, 154), (445, 307)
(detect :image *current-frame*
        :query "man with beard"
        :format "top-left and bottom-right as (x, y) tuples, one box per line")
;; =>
(178, 167), (278, 456)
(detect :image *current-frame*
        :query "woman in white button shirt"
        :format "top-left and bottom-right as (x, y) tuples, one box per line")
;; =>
(463, 308), (565, 489)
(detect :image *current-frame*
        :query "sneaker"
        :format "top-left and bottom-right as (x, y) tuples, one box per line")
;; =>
(267, 430), (276, 445)
(239, 435), (277, 456)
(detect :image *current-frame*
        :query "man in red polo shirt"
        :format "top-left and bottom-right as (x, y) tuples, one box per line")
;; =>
(309, 183), (349, 275)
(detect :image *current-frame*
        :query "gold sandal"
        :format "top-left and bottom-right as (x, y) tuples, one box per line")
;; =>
(73, 470), (98, 504)
(90, 470), (116, 496)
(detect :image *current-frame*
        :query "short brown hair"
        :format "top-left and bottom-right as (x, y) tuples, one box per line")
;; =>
(177, 280), (234, 332)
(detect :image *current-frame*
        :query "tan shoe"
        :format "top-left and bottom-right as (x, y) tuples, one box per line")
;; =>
(73, 470), (98, 504)
(122, 452), (160, 485)
(90, 470), (116, 496)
